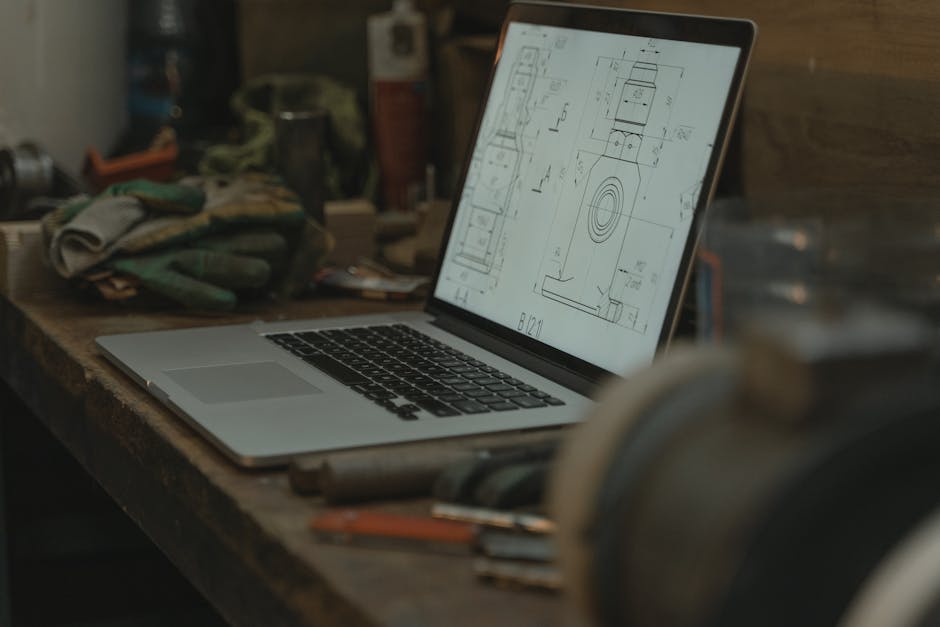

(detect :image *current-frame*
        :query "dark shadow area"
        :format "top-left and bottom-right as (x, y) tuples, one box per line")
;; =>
(0, 383), (228, 627)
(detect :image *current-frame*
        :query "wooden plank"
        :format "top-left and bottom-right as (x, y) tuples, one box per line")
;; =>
(587, 0), (940, 78)
(0, 291), (577, 627)
(740, 65), (940, 194)
(238, 0), (390, 101)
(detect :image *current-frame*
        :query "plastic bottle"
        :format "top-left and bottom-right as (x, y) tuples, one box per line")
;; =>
(367, 0), (430, 212)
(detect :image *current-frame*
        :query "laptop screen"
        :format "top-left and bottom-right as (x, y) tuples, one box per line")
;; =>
(433, 19), (742, 375)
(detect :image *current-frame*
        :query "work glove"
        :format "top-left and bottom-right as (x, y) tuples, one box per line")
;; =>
(44, 174), (333, 309)
(108, 229), (289, 311)
(43, 180), (206, 277)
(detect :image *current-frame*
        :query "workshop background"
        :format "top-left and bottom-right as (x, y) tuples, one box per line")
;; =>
(3, 0), (939, 197)
(1, 1), (938, 626)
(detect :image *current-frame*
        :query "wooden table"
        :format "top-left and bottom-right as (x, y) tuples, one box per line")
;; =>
(0, 288), (581, 627)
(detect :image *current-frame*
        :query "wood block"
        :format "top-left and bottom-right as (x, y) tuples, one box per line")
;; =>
(324, 198), (377, 266)
(0, 221), (61, 297)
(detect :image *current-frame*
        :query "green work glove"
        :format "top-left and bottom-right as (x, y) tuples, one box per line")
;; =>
(109, 229), (289, 311)
(52, 179), (205, 225)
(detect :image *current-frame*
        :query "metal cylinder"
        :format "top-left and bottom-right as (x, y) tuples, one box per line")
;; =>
(274, 109), (329, 225)
(0, 143), (56, 219)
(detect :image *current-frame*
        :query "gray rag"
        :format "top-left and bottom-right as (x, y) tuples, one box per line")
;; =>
(48, 196), (146, 277)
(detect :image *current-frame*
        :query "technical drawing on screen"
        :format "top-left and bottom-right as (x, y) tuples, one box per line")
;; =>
(435, 21), (740, 373)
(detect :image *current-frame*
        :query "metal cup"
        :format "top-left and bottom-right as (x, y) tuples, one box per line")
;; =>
(274, 109), (329, 224)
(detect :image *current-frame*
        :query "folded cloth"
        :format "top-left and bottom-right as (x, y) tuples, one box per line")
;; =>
(44, 174), (333, 309)
(43, 180), (205, 278)
(47, 195), (146, 277)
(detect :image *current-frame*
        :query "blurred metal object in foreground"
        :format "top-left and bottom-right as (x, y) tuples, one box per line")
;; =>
(551, 304), (939, 627)
(840, 506), (940, 627)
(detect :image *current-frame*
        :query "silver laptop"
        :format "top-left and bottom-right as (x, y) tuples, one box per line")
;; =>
(97, 2), (756, 467)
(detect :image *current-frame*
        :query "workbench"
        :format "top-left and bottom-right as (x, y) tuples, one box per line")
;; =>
(0, 287), (580, 626)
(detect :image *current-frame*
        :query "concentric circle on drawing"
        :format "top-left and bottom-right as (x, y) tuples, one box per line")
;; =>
(588, 177), (623, 242)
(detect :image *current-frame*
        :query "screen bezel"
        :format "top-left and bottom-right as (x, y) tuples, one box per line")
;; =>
(426, 1), (756, 384)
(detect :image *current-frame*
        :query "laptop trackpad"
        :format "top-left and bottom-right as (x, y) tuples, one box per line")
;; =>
(163, 361), (322, 404)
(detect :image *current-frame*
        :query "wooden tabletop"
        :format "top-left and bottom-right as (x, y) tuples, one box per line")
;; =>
(0, 288), (582, 627)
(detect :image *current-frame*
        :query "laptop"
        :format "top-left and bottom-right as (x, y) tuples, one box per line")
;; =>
(97, 2), (756, 467)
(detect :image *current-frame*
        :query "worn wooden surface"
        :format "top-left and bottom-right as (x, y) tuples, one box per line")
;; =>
(0, 288), (581, 627)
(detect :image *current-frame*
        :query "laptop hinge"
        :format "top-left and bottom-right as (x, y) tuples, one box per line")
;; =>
(430, 313), (599, 398)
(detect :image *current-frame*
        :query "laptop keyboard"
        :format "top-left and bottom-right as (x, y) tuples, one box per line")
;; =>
(264, 324), (564, 420)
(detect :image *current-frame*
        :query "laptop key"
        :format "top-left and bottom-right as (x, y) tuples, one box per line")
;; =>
(360, 368), (387, 378)
(512, 396), (547, 408)
(474, 377), (502, 386)
(462, 372), (491, 380)
(451, 400), (490, 414)
(544, 397), (565, 406)
(329, 351), (357, 362)
(463, 389), (492, 398)
(488, 401), (520, 411)
(498, 389), (526, 398)
(372, 374), (401, 384)
(303, 354), (369, 385)
(485, 383), (514, 393)
(452, 383), (482, 392)
(296, 331), (328, 342)
(413, 397), (460, 417)
(438, 393), (466, 403)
